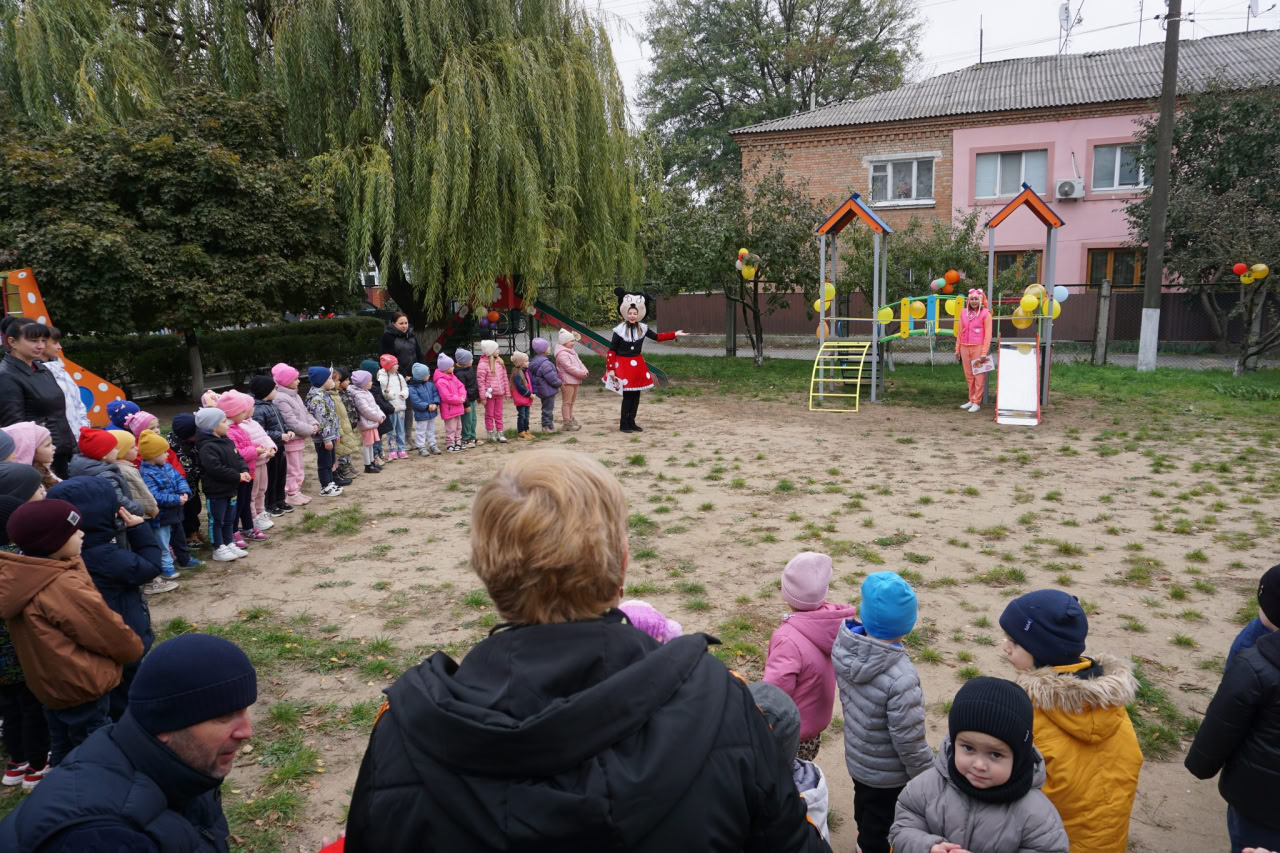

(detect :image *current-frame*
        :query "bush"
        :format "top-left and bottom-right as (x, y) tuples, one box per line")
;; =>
(66, 318), (386, 399)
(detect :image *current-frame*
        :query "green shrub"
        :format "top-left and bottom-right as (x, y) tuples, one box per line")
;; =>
(67, 317), (386, 399)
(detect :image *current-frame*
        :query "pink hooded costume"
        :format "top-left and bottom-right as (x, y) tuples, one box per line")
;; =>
(955, 288), (993, 406)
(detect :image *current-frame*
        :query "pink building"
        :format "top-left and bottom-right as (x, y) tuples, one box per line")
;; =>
(733, 30), (1280, 290)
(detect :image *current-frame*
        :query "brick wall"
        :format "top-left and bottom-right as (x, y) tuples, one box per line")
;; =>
(736, 98), (1160, 227)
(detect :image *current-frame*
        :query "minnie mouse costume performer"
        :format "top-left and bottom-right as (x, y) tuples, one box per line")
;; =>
(605, 288), (688, 433)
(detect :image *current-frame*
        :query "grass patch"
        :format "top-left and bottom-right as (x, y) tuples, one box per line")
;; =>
(1127, 659), (1199, 760)
(957, 665), (981, 681)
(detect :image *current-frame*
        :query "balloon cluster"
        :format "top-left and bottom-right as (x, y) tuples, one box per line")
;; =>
(1232, 262), (1270, 285)
(1010, 283), (1069, 329)
(928, 269), (963, 294)
(811, 282), (836, 314)
(476, 310), (503, 330)
(736, 248), (757, 281)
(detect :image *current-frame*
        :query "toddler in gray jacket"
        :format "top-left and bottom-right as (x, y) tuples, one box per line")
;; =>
(890, 677), (1069, 853)
(833, 571), (932, 853)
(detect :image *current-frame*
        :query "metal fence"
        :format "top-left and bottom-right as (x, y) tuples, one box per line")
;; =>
(633, 284), (1276, 371)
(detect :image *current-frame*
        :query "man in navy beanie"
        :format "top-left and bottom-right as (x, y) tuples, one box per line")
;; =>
(0, 633), (257, 853)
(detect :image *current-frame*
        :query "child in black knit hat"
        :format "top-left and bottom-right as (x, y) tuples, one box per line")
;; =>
(890, 676), (1068, 853)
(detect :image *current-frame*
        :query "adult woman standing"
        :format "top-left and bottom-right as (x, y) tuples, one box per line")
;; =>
(0, 320), (74, 478)
(954, 289), (993, 413)
(380, 314), (425, 437)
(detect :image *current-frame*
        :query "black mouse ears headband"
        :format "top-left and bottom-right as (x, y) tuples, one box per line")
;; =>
(615, 288), (652, 323)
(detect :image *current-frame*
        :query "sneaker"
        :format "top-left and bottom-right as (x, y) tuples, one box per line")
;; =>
(447, 444), (461, 453)
(333, 473), (354, 487)
(232, 533), (248, 549)
(960, 401), (973, 409)
(364, 464), (381, 474)
(245, 529), (268, 542)
(142, 578), (179, 595)
(21, 764), (48, 791)
(230, 545), (249, 558)
(969, 404), (981, 413)
(176, 558), (204, 570)
(417, 448), (428, 457)
(496, 432), (508, 444)
(279, 503), (295, 513)
(160, 567), (181, 580)
(253, 512), (275, 531)
(320, 482), (343, 497)
(3, 762), (28, 786)
(464, 439), (478, 448)
(429, 446), (442, 455)
(212, 546), (237, 562)
(267, 505), (286, 517)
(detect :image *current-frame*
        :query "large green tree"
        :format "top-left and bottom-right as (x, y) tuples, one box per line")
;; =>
(0, 90), (350, 397)
(643, 165), (825, 365)
(640, 0), (919, 187)
(1127, 85), (1280, 375)
(0, 0), (642, 328)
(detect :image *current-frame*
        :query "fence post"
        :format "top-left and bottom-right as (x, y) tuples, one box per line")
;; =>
(725, 296), (737, 357)
(1092, 280), (1112, 366)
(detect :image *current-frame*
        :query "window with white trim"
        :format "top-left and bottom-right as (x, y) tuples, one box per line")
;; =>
(1092, 143), (1145, 190)
(975, 149), (1048, 198)
(870, 157), (934, 203)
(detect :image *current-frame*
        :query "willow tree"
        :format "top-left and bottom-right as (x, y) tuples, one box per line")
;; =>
(0, 0), (642, 324)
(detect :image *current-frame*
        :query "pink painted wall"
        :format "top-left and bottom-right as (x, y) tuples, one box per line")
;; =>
(952, 114), (1152, 285)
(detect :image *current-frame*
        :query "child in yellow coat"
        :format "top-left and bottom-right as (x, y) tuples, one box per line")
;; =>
(1000, 589), (1143, 853)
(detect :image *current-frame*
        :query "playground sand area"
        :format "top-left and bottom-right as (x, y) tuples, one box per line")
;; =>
(127, 382), (1276, 853)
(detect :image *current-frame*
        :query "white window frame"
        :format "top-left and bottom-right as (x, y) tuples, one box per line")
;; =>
(863, 151), (940, 208)
(1092, 143), (1146, 191)
(975, 149), (1048, 199)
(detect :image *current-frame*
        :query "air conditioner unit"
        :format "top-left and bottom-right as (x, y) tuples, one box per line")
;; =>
(1056, 178), (1085, 200)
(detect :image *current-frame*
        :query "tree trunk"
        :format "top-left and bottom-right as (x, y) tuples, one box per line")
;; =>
(1199, 289), (1229, 354)
(751, 279), (765, 367)
(737, 284), (757, 360)
(185, 329), (204, 401)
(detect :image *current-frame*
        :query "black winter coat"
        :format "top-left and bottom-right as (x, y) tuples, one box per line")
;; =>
(454, 364), (480, 403)
(46, 477), (161, 655)
(368, 382), (394, 436)
(251, 399), (286, 447)
(1185, 628), (1280, 829)
(345, 611), (831, 853)
(380, 327), (424, 375)
(168, 432), (202, 491)
(0, 354), (74, 458)
(196, 433), (247, 500)
(0, 710), (230, 852)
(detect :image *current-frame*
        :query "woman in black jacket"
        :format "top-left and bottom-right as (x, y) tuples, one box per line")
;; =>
(345, 449), (830, 853)
(379, 314), (424, 439)
(0, 320), (73, 478)
(1186, 628), (1280, 853)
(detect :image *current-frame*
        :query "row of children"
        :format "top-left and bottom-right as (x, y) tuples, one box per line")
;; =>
(627, 555), (1280, 852)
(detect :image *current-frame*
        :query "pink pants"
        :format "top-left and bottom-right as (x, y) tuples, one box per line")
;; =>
(958, 342), (988, 405)
(443, 416), (461, 446)
(284, 441), (305, 496)
(251, 464), (269, 516)
(561, 384), (579, 422)
(484, 396), (504, 431)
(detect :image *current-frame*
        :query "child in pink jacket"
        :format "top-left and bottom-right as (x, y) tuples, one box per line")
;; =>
(763, 551), (859, 761)
(348, 371), (386, 474)
(218, 391), (263, 549)
(433, 355), (468, 453)
(553, 328), (589, 431)
(474, 340), (510, 445)
(271, 363), (318, 506)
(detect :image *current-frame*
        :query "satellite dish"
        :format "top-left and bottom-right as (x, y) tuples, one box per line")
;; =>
(1059, 2), (1071, 30)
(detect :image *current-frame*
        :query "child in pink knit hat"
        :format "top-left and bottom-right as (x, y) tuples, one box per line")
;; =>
(763, 551), (858, 761)
(619, 599), (682, 644)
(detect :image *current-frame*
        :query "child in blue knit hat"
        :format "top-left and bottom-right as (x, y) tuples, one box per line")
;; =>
(999, 589), (1142, 853)
(407, 363), (441, 456)
(304, 367), (343, 498)
(832, 570), (931, 853)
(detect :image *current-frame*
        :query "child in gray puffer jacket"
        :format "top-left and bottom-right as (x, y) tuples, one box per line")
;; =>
(890, 677), (1069, 853)
(833, 571), (932, 853)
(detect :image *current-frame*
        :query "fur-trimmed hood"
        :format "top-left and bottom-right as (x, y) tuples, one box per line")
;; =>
(1014, 653), (1137, 743)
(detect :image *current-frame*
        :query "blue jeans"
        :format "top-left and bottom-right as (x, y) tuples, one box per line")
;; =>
(387, 412), (405, 453)
(208, 497), (234, 548)
(45, 694), (110, 765)
(154, 523), (175, 576)
(1229, 806), (1280, 853)
(516, 405), (530, 433)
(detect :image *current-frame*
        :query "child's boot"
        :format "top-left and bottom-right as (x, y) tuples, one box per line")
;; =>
(496, 430), (508, 444)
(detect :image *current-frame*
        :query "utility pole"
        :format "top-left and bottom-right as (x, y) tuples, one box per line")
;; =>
(1137, 0), (1181, 372)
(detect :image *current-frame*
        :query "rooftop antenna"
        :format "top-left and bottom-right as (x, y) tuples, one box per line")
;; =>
(979, 15), (983, 63)
(1138, 0), (1144, 44)
(1059, 1), (1085, 53)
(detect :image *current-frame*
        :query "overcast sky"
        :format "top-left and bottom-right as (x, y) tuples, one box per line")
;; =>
(599, 0), (1280, 119)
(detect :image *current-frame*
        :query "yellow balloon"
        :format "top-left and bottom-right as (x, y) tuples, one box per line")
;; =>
(876, 307), (893, 324)
(1025, 283), (1046, 300)
(1241, 273), (1254, 285)
(1011, 307), (1033, 330)
(813, 299), (824, 313)
(1045, 298), (1062, 319)
(909, 301), (926, 319)
(741, 264), (756, 280)
(1019, 294), (1039, 313)
(1252, 263), (1270, 280)
(944, 298), (958, 316)
(738, 247), (750, 257)
(823, 282), (836, 301)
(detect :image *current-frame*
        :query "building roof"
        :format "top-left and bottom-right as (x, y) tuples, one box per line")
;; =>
(733, 30), (1280, 135)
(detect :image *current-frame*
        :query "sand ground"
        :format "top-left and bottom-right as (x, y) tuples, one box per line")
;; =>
(137, 379), (1277, 852)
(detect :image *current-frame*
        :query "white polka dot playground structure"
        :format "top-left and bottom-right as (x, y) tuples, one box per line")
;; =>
(2, 268), (127, 426)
